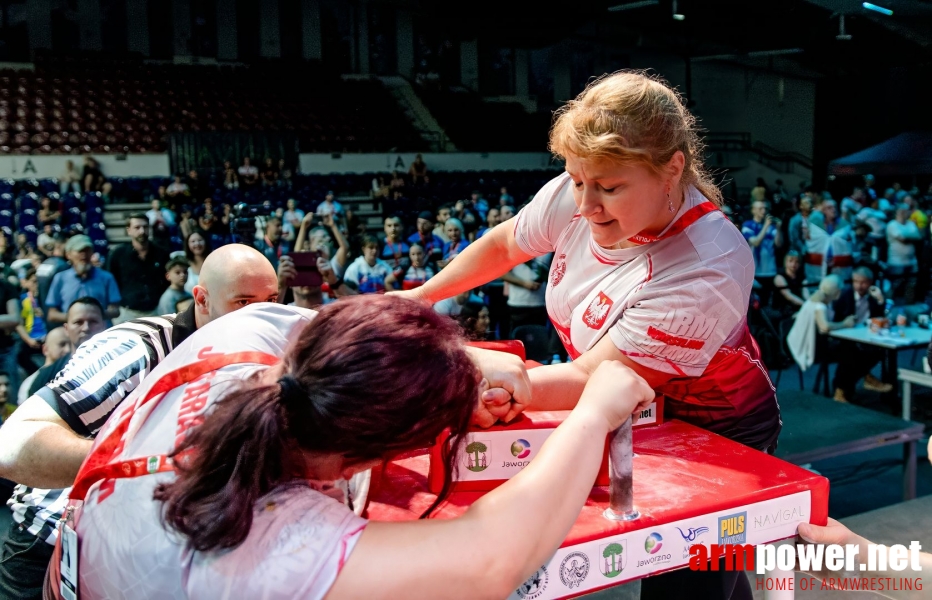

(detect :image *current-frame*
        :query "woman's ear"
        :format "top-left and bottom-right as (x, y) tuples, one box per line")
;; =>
(666, 150), (686, 185)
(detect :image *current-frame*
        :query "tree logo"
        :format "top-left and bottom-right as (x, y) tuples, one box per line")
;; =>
(600, 540), (627, 578)
(559, 551), (590, 589)
(510, 439), (531, 458)
(464, 439), (490, 472)
(644, 532), (663, 554)
(516, 565), (549, 599)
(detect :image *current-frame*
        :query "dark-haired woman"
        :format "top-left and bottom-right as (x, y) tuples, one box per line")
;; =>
(183, 229), (211, 295)
(456, 301), (491, 340)
(66, 297), (652, 599)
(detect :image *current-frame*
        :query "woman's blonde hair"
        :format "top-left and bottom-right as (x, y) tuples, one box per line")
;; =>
(549, 70), (723, 206)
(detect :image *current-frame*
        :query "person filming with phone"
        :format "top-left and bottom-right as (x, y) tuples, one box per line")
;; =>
(742, 200), (783, 306)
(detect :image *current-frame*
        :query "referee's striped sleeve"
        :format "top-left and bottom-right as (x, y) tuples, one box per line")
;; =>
(34, 318), (174, 438)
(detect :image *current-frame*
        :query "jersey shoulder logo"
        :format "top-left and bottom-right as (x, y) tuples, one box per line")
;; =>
(550, 254), (567, 287)
(582, 291), (613, 329)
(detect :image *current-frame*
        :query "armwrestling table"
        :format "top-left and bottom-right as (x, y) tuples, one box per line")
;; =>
(366, 417), (829, 599)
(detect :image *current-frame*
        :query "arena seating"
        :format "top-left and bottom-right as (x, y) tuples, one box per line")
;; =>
(2, 168), (560, 254)
(0, 57), (426, 155)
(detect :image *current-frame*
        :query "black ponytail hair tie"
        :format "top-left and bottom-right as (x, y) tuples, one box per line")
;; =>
(278, 374), (303, 404)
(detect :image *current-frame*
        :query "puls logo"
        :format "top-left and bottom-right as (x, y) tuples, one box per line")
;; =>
(677, 526), (710, 559)
(464, 439), (490, 472)
(600, 540), (627, 578)
(511, 439), (531, 459)
(516, 566), (549, 599)
(719, 512), (747, 545)
(559, 552), (590, 589)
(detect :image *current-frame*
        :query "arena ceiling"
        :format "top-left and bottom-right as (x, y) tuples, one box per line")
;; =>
(413, 0), (932, 77)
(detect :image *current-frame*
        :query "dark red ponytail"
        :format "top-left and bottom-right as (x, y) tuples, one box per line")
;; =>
(155, 295), (480, 551)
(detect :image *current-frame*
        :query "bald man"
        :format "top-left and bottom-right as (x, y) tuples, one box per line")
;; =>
(0, 244), (278, 600)
(17, 327), (71, 406)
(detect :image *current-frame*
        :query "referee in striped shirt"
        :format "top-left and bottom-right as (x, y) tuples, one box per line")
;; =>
(0, 244), (281, 600)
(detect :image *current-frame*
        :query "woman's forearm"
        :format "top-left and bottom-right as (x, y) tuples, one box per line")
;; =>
(529, 363), (589, 411)
(465, 408), (611, 586)
(336, 408), (611, 599)
(414, 225), (533, 303)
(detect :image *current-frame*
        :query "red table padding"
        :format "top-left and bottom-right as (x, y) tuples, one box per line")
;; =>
(367, 420), (829, 598)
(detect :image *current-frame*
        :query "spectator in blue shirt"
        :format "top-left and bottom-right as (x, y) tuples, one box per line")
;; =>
(742, 200), (783, 306)
(438, 218), (469, 269)
(45, 235), (121, 325)
(407, 211), (443, 265)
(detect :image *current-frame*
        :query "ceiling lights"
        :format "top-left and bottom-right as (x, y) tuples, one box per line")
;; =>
(862, 2), (894, 16)
(607, 0), (659, 11)
(672, 0), (685, 20)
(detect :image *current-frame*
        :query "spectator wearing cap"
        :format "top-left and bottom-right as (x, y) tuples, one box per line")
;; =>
(45, 235), (120, 325)
(315, 191), (343, 219)
(407, 211), (443, 264)
(107, 213), (171, 324)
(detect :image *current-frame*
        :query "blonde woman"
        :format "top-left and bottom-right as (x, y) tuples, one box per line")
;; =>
(396, 72), (778, 599)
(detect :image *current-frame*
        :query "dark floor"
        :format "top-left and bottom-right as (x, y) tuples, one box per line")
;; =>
(769, 347), (932, 518)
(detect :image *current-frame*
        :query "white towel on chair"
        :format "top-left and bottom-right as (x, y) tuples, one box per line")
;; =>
(787, 301), (827, 372)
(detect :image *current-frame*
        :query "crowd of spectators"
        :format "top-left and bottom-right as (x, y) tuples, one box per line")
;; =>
(17, 161), (930, 423)
(734, 175), (932, 405)
(0, 156), (563, 432)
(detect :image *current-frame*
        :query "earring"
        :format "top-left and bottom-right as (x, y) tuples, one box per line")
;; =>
(668, 191), (675, 213)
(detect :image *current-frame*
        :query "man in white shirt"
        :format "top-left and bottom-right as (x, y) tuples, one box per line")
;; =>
(282, 198), (305, 232)
(165, 176), (189, 198)
(503, 254), (551, 333)
(886, 203), (922, 302)
(238, 157), (259, 189)
(315, 191), (343, 219)
(343, 235), (394, 294)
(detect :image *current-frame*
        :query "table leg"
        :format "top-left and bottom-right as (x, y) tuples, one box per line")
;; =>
(882, 349), (898, 406)
(902, 380), (911, 421)
(903, 440), (917, 501)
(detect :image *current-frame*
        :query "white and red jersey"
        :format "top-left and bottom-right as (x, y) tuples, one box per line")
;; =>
(514, 173), (778, 449)
(75, 303), (367, 600)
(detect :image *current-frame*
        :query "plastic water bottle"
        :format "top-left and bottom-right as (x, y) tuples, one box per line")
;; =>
(550, 354), (562, 365)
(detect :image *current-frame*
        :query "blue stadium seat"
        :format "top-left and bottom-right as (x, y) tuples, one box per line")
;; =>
(93, 239), (109, 255)
(85, 192), (103, 210)
(86, 207), (104, 225)
(18, 211), (37, 228)
(23, 224), (39, 247)
(19, 193), (39, 212)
